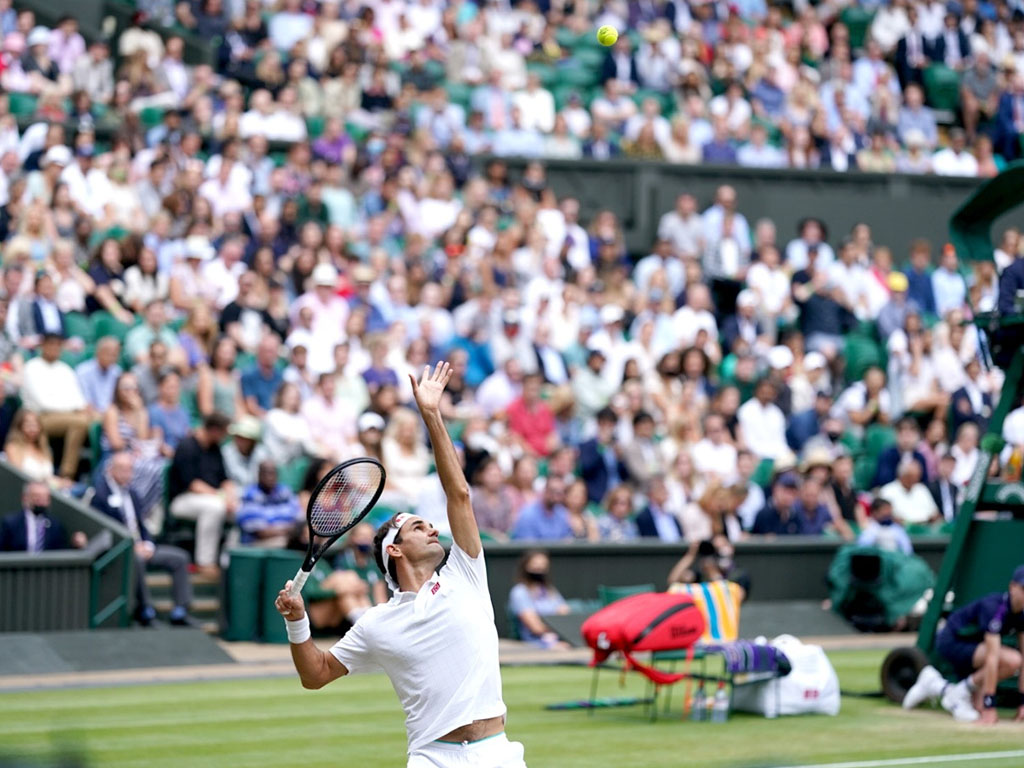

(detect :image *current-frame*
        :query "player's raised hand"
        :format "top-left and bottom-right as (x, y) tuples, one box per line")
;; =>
(276, 582), (306, 621)
(410, 361), (452, 414)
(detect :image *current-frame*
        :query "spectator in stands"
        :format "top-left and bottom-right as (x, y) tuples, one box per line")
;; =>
(951, 357), (994, 435)
(506, 372), (557, 459)
(929, 452), (960, 523)
(93, 451), (197, 627)
(3, 409), (65, 489)
(333, 523), (388, 606)
(508, 550), (571, 649)
(381, 407), (430, 509)
(222, 415), (270, 488)
(75, 336), (122, 414)
(512, 475), (572, 541)
(738, 377), (789, 462)
(635, 474), (683, 542)
(237, 460), (301, 548)
(932, 244), (967, 317)
(874, 416), (930, 488)
(471, 456), (517, 541)
(879, 458), (941, 527)
(147, 371), (187, 454)
(197, 336), (245, 420)
(751, 471), (802, 535)
(950, 421), (982, 489)
(857, 497), (913, 554)
(0, 480), (84, 552)
(124, 301), (179, 367)
(240, 333), (282, 419)
(790, 475), (835, 535)
(20, 333), (89, 479)
(101, 371), (167, 528)
(167, 412), (237, 577)
(578, 406), (627, 504)
(903, 239), (937, 316)
(932, 129), (979, 177)
(623, 410), (663, 485)
(832, 366), (891, 435)
(598, 485), (638, 541)
(564, 479), (599, 542)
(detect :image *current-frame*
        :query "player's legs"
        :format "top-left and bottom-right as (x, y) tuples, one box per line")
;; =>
(934, 630), (982, 721)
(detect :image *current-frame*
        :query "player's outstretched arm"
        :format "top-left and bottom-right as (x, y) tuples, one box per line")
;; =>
(275, 584), (348, 689)
(410, 362), (481, 558)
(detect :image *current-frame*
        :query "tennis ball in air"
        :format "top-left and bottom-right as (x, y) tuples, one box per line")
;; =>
(597, 25), (619, 46)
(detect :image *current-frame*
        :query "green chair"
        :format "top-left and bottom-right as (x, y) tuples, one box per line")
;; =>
(843, 333), (884, 383)
(751, 458), (776, 489)
(88, 419), (104, 474)
(279, 455), (312, 493)
(224, 548), (269, 642)
(923, 64), (961, 113)
(64, 313), (94, 344)
(92, 311), (133, 343)
(8, 92), (38, 117)
(597, 583), (655, 606)
(865, 424), (897, 460)
(572, 47), (605, 69)
(305, 115), (325, 139)
(840, 6), (876, 50)
(139, 106), (166, 129)
(444, 81), (474, 112)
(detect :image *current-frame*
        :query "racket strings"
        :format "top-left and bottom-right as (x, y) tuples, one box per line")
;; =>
(309, 463), (385, 536)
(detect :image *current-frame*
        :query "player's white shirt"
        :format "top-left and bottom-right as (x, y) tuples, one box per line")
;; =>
(330, 543), (506, 753)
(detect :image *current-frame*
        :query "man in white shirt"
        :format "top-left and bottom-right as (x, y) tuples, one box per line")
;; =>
(693, 413), (738, 483)
(275, 363), (527, 768)
(878, 459), (940, 526)
(20, 334), (91, 478)
(511, 73), (555, 134)
(932, 129), (979, 177)
(737, 378), (790, 461)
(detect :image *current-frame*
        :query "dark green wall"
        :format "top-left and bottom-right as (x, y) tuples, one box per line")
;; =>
(488, 159), (989, 258)
(481, 538), (949, 637)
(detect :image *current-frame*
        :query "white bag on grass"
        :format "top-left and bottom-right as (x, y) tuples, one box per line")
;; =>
(730, 634), (841, 718)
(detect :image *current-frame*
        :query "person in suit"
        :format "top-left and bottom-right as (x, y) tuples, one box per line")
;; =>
(930, 12), (971, 70)
(929, 452), (959, 523)
(577, 407), (627, 504)
(894, 7), (930, 89)
(92, 451), (197, 627)
(0, 481), (83, 552)
(720, 290), (764, 355)
(951, 358), (993, 435)
(995, 73), (1024, 161)
(600, 37), (640, 91)
(635, 475), (683, 542)
(874, 416), (930, 488)
(29, 271), (66, 341)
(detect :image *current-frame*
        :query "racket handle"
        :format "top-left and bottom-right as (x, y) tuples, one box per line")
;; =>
(287, 568), (311, 597)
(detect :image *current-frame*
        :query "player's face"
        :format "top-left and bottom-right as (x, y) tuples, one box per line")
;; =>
(395, 517), (445, 568)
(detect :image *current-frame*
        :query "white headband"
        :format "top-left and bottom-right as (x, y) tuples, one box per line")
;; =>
(381, 513), (413, 593)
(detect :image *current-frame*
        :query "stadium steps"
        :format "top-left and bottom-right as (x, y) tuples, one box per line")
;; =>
(146, 572), (222, 634)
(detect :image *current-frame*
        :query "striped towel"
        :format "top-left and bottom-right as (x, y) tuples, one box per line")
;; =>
(666, 580), (744, 643)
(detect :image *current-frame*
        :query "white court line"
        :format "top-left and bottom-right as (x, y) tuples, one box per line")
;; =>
(773, 750), (1024, 768)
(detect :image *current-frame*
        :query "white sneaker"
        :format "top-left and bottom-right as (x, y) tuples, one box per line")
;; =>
(940, 681), (979, 722)
(903, 665), (946, 709)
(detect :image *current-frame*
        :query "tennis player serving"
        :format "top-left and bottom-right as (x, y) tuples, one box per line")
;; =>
(275, 361), (527, 768)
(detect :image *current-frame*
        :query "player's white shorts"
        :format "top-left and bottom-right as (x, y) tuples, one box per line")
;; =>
(407, 733), (527, 768)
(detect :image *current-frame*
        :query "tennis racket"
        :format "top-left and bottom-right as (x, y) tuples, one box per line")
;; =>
(287, 457), (387, 597)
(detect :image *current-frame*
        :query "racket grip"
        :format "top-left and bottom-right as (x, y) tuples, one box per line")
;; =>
(287, 568), (311, 597)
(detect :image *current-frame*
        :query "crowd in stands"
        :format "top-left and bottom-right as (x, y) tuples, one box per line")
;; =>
(5, 0), (1024, 173)
(2, 0), (1024, 631)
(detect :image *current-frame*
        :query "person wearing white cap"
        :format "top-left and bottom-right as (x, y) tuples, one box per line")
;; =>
(587, 302), (642, 389)
(721, 289), (764, 355)
(289, 263), (348, 373)
(275, 363), (529, 767)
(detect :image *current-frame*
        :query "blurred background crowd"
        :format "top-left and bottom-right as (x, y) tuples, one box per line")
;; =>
(0, 0), (1022, 611)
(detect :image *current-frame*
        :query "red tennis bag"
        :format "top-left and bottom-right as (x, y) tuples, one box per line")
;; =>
(581, 592), (706, 685)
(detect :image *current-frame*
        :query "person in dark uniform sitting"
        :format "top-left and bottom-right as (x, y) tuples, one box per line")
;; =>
(902, 565), (1024, 723)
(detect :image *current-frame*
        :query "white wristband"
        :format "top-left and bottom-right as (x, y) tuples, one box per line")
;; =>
(285, 614), (311, 644)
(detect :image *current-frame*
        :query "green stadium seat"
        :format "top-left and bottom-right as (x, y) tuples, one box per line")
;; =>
(445, 82), (474, 112)
(305, 115), (325, 139)
(92, 311), (134, 343)
(865, 424), (897, 463)
(923, 65), (961, 113)
(572, 47), (605, 70)
(88, 419), (104, 473)
(597, 583), (655, 606)
(139, 106), (166, 129)
(64, 313), (94, 344)
(278, 455), (311, 493)
(7, 92), (38, 117)
(527, 62), (559, 89)
(60, 343), (93, 369)
(843, 334), (884, 383)
(560, 61), (599, 89)
(840, 6), (876, 50)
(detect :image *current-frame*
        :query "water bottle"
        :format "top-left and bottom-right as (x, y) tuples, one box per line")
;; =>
(711, 682), (730, 723)
(690, 681), (706, 721)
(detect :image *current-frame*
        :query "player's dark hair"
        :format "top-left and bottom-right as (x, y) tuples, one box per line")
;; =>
(373, 514), (404, 584)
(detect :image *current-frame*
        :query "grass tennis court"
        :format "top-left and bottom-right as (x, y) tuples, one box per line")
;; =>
(2, 650), (1024, 768)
